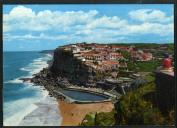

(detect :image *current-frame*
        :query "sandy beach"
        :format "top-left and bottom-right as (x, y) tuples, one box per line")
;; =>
(58, 100), (114, 126)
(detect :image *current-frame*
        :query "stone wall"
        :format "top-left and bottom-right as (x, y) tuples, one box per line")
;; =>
(155, 70), (175, 114)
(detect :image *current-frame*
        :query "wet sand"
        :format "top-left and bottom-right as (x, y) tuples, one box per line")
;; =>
(58, 100), (114, 126)
(19, 96), (61, 126)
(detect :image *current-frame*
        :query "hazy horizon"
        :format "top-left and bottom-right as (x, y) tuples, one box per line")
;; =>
(3, 42), (174, 52)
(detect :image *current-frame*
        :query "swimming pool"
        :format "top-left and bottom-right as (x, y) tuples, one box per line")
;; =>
(61, 89), (110, 102)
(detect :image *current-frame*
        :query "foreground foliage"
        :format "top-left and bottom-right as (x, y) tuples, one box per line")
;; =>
(116, 82), (163, 124)
(80, 80), (174, 126)
(80, 110), (116, 126)
(115, 82), (174, 125)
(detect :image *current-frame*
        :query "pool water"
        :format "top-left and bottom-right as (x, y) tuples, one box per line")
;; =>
(61, 89), (110, 101)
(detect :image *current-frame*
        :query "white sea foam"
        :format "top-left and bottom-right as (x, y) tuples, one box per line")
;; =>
(3, 98), (38, 126)
(4, 93), (60, 126)
(4, 78), (23, 84)
(20, 54), (52, 76)
(33, 58), (43, 61)
(20, 68), (30, 72)
(5, 54), (52, 85)
(4, 75), (33, 84)
(3, 53), (59, 126)
(46, 54), (52, 58)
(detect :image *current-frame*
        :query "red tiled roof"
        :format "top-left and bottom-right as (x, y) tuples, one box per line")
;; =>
(111, 45), (128, 49)
(94, 45), (107, 48)
(82, 51), (100, 55)
(102, 60), (119, 66)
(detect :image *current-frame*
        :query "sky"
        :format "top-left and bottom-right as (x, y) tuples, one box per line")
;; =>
(3, 4), (174, 51)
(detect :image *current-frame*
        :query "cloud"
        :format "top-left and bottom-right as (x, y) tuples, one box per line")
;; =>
(129, 9), (173, 23)
(85, 15), (128, 29)
(3, 6), (174, 43)
(3, 6), (98, 32)
(121, 22), (173, 36)
(4, 33), (69, 41)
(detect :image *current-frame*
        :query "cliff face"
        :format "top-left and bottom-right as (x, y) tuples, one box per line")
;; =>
(50, 48), (96, 85)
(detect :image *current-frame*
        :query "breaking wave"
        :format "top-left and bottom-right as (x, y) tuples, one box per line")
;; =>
(3, 53), (61, 126)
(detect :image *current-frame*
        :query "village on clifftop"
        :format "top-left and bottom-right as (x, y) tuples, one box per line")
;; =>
(61, 43), (153, 72)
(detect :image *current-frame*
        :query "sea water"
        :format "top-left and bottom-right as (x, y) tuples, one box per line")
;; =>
(3, 51), (61, 126)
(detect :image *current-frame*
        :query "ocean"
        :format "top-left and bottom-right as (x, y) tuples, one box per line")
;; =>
(3, 51), (61, 126)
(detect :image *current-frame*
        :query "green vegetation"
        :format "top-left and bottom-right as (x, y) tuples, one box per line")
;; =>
(167, 44), (174, 55)
(80, 113), (95, 126)
(127, 60), (161, 72)
(112, 43), (174, 58)
(133, 43), (160, 49)
(115, 82), (163, 125)
(116, 81), (174, 125)
(119, 50), (131, 60)
(127, 61), (136, 71)
(143, 72), (155, 82)
(80, 43), (174, 126)
(135, 60), (161, 72)
(95, 110), (115, 126)
(110, 43), (174, 50)
(81, 79), (174, 125)
(110, 43), (159, 49)
(80, 110), (116, 126)
(95, 71), (105, 81)
(116, 46), (162, 72)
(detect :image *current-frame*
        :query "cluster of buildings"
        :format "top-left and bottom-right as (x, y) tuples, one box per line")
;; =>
(62, 43), (153, 71)
(131, 50), (153, 61)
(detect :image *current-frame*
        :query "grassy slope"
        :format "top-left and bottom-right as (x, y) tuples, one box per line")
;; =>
(81, 75), (174, 126)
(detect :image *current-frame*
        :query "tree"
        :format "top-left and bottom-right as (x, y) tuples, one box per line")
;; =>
(115, 83), (166, 125)
(121, 51), (131, 60)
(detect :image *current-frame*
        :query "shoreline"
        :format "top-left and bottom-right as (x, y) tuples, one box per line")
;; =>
(16, 52), (61, 126)
(19, 94), (62, 126)
(18, 81), (115, 126)
(20, 52), (116, 126)
(3, 53), (56, 126)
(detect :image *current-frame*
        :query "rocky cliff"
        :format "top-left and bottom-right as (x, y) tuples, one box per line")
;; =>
(50, 48), (96, 86)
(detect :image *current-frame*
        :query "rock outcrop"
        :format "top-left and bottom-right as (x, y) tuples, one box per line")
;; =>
(29, 47), (112, 99)
(50, 48), (97, 86)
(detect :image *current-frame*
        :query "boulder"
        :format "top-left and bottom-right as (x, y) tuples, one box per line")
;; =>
(19, 78), (32, 83)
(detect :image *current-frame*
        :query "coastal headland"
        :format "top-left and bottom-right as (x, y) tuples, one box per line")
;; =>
(21, 42), (174, 126)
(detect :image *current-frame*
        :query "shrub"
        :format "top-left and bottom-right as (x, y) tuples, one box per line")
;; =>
(115, 82), (168, 125)
(80, 113), (95, 126)
(81, 110), (115, 126)
(95, 110), (115, 126)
